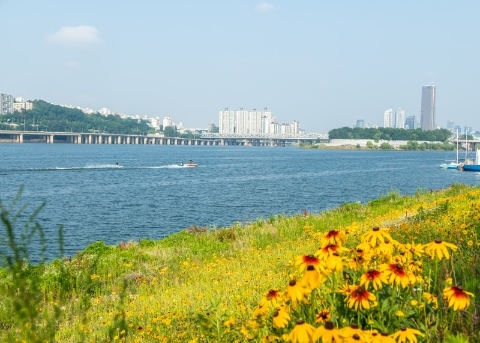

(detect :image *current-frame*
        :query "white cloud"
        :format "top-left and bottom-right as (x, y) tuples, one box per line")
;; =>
(47, 26), (100, 46)
(256, 2), (274, 12)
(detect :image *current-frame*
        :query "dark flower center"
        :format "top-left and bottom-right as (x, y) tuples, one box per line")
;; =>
(373, 227), (380, 231)
(333, 252), (340, 256)
(297, 319), (305, 325)
(350, 323), (359, 329)
(289, 280), (297, 286)
(306, 265), (315, 271)
(381, 332), (389, 336)
(273, 310), (279, 317)
(353, 334), (360, 340)
(396, 263), (403, 270)
(435, 238), (442, 244)
(401, 327), (406, 331)
(325, 321), (334, 330)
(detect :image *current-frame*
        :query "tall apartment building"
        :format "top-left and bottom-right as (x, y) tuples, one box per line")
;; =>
(235, 108), (250, 134)
(218, 109), (235, 133)
(383, 109), (393, 128)
(0, 92), (14, 115)
(394, 108), (405, 129)
(219, 107), (299, 134)
(356, 119), (365, 128)
(420, 84), (436, 130)
(163, 116), (173, 128)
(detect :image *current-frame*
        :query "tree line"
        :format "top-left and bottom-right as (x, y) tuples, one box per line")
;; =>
(0, 100), (152, 135)
(328, 127), (453, 142)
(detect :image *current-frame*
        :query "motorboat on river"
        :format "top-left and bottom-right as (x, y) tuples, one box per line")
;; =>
(180, 160), (198, 168)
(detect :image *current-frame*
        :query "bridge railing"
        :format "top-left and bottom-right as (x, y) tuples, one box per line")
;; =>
(200, 133), (329, 139)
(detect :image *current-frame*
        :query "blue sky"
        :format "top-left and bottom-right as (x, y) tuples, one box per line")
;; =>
(1, 0), (479, 133)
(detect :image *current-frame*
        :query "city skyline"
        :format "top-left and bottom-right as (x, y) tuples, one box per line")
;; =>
(1, 1), (479, 132)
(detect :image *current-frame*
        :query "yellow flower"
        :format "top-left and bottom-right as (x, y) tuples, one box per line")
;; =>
(360, 269), (388, 290)
(315, 309), (331, 324)
(301, 266), (325, 290)
(325, 253), (343, 272)
(422, 292), (438, 309)
(288, 319), (316, 343)
(370, 332), (396, 343)
(313, 321), (343, 343)
(253, 304), (269, 318)
(346, 286), (376, 311)
(424, 239), (457, 260)
(340, 323), (368, 342)
(286, 280), (311, 308)
(395, 310), (405, 317)
(263, 289), (284, 307)
(273, 307), (290, 329)
(380, 263), (415, 288)
(316, 244), (349, 260)
(295, 254), (322, 271)
(443, 286), (474, 311)
(390, 327), (424, 343)
(361, 226), (392, 247)
(223, 317), (235, 328)
(321, 229), (346, 246)
(410, 300), (418, 307)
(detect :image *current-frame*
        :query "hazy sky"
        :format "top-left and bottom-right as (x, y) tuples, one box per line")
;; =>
(1, 0), (479, 133)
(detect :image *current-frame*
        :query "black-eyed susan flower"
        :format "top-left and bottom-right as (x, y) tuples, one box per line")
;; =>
(288, 319), (315, 343)
(315, 309), (331, 324)
(262, 335), (282, 343)
(370, 332), (396, 343)
(321, 229), (346, 246)
(338, 284), (357, 296)
(286, 280), (311, 308)
(272, 307), (290, 329)
(295, 254), (322, 271)
(253, 304), (269, 318)
(264, 289), (283, 307)
(375, 238), (397, 257)
(316, 244), (349, 260)
(313, 321), (343, 343)
(223, 317), (235, 328)
(390, 327), (424, 343)
(346, 286), (376, 311)
(340, 323), (368, 342)
(380, 263), (415, 288)
(360, 269), (388, 290)
(424, 239), (457, 260)
(326, 252), (343, 272)
(404, 243), (424, 258)
(443, 285), (474, 311)
(361, 227), (392, 247)
(301, 265), (325, 290)
(422, 292), (438, 309)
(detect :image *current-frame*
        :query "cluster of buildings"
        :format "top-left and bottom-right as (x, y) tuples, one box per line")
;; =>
(218, 107), (303, 135)
(382, 108), (417, 129)
(0, 92), (33, 115)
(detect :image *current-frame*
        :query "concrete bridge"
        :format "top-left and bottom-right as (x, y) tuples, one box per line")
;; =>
(0, 131), (219, 145)
(0, 130), (329, 147)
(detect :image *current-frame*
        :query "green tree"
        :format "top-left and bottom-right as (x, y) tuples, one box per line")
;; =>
(163, 126), (177, 137)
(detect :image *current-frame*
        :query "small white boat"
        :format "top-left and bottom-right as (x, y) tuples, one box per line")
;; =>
(440, 130), (459, 169)
(180, 160), (198, 168)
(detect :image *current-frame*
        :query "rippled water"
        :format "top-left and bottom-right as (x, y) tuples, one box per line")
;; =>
(1, 144), (479, 259)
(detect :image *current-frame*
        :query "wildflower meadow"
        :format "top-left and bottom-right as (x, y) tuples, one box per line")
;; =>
(0, 184), (479, 342)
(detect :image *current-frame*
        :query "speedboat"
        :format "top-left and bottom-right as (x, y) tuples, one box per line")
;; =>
(185, 163), (198, 168)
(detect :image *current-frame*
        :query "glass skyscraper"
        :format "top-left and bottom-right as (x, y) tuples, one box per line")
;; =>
(420, 84), (436, 130)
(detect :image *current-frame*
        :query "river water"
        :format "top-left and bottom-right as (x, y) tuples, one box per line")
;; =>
(1, 144), (479, 259)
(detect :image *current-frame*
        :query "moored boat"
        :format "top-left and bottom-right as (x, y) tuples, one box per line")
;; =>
(462, 149), (480, 172)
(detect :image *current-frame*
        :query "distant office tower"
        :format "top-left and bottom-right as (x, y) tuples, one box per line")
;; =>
(218, 109), (235, 133)
(356, 119), (365, 128)
(447, 121), (455, 130)
(420, 84), (436, 130)
(394, 109), (405, 129)
(405, 116), (416, 130)
(383, 109), (393, 128)
(0, 93), (14, 115)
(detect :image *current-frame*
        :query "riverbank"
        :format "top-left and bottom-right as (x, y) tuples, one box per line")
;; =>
(1, 184), (479, 342)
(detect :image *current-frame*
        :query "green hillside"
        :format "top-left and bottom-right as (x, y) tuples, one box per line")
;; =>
(1, 100), (152, 135)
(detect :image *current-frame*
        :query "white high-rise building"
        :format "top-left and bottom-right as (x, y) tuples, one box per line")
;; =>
(248, 109), (262, 134)
(395, 108), (405, 129)
(0, 93), (14, 115)
(383, 108), (393, 128)
(420, 84), (436, 130)
(235, 108), (250, 134)
(163, 116), (173, 128)
(219, 109), (235, 133)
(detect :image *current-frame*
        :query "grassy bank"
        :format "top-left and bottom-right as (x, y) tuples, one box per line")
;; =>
(1, 184), (479, 342)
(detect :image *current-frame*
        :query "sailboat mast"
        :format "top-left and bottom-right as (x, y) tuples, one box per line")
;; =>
(465, 130), (468, 160)
(456, 129), (459, 163)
